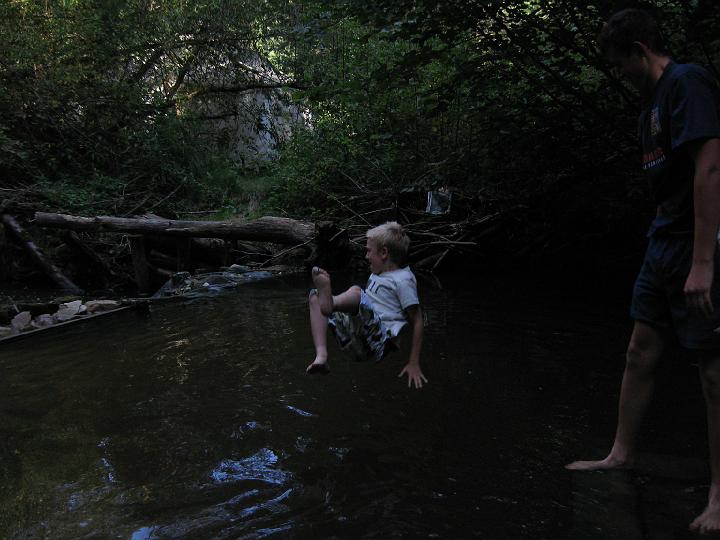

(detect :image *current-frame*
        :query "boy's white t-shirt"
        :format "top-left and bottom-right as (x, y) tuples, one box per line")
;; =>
(365, 266), (419, 337)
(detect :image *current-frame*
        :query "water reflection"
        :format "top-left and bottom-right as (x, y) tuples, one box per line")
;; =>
(0, 273), (710, 538)
(211, 449), (290, 485)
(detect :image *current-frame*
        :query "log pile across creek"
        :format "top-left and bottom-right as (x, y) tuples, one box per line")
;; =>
(0, 211), (347, 294)
(0, 193), (508, 296)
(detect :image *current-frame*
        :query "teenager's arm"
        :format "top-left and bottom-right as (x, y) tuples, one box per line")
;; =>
(685, 138), (720, 317)
(398, 304), (428, 389)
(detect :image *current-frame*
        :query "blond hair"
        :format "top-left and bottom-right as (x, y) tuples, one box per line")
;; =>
(366, 221), (410, 266)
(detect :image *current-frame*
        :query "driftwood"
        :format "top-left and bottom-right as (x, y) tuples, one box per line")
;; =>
(61, 230), (116, 285)
(35, 212), (317, 245)
(33, 212), (341, 290)
(2, 214), (84, 293)
(341, 205), (506, 273)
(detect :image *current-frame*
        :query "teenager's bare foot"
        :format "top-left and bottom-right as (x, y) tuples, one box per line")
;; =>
(565, 455), (633, 471)
(690, 501), (720, 535)
(312, 267), (333, 316)
(306, 358), (330, 375)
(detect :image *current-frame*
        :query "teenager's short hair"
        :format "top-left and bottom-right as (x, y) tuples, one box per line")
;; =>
(598, 8), (668, 57)
(367, 221), (410, 266)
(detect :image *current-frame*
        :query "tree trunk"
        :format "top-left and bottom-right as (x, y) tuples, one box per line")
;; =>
(2, 214), (84, 294)
(35, 212), (317, 245)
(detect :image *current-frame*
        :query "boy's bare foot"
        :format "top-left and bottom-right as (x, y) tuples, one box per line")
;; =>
(565, 455), (633, 471)
(306, 359), (330, 375)
(690, 501), (720, 535)
(312, 267), (333, 316)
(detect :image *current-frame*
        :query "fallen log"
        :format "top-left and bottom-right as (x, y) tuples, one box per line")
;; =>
(2, 214), (84, 294)
(35, 212), (317, 245)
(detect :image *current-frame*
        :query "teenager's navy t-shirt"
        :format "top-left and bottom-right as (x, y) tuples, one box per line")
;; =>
(639, 62), (720, 237)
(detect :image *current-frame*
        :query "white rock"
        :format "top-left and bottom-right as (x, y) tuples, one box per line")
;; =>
(55, 300), (85, 321)
(11, 311), (32, 332)
(0, 326), (15, 337)
(31, 314), (55, 328)
(85, 300), (121, 313)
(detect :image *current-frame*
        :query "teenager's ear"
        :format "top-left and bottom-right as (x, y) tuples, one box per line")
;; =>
(631, 41), (651, 57)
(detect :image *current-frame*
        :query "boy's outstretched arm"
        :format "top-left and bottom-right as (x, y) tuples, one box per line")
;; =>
(398, 304), (428, 389)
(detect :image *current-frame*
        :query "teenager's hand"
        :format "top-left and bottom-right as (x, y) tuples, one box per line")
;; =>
(685, 260), (715, 318)
(399, 363), (428, 389)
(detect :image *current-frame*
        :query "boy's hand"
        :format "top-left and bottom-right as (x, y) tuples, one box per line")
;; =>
(399, 363), (428, 389)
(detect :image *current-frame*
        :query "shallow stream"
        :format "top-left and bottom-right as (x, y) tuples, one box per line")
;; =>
(0, 272), (712, 539)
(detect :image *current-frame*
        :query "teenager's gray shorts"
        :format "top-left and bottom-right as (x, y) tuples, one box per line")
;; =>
(631, 236), (720, 350)
(311, 288), (395, 362)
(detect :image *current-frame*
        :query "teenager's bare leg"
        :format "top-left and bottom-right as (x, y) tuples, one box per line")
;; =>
(566, 321), (665, 470)
(306, 267), (361, 374)
(690, 352), (720, 534)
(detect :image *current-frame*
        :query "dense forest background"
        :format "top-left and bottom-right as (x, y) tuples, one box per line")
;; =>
(2, 0), (719, 278)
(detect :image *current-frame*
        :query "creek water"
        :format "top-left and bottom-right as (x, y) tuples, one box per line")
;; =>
(0, 272), (712, 539)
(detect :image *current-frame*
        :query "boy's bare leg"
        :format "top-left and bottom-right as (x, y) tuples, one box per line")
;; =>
(306, 267), (361, 374)
(690, 352), (720, 534)
(307, 290), (330, 374)
(312, 267), (334, 316)
(566, 321), (664, 470)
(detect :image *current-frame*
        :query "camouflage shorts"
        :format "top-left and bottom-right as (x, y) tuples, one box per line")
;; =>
(311, 289), (395, 362)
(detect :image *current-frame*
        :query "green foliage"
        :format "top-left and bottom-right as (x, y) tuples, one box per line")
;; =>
(264, 0), (719, 258)
(0, 0), (300, 217)
(2, 0), (719, 265)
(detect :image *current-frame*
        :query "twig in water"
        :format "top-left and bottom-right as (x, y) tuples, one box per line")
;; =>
(328, 229), (347, 243)
(259, 239), (314, 267)
(426, 240), (477, 246)
(432, 249), (450, 273)
(358, 207), (394, 217)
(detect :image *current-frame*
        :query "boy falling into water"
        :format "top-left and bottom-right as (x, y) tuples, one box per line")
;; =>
(305, 222), (427, 389)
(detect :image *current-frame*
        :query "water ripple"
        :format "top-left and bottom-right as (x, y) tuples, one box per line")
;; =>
(236, 488), (293, 519)
(211, 448), (290, 486)
(285, 405), (315, 417)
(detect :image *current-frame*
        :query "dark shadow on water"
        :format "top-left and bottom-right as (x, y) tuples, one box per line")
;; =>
(0, 271), (712, 539)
